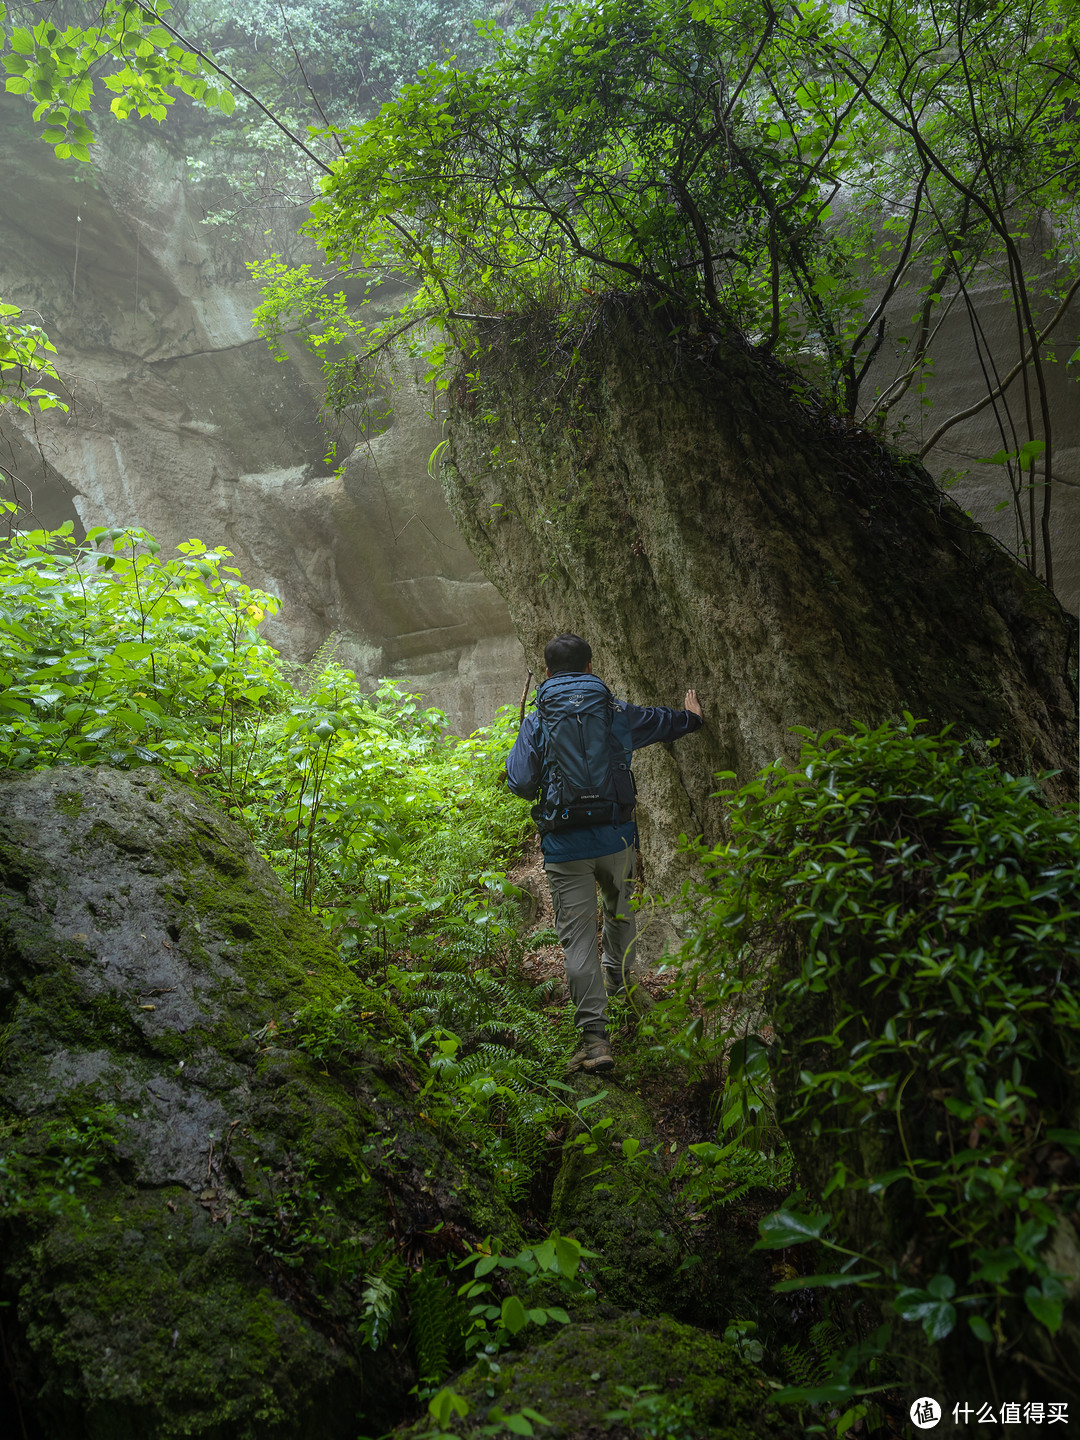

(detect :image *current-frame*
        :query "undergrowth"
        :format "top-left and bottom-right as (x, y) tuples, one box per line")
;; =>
(8, 520), (1070, 1434)
(675, 717), (1080, 1416)
(0, 517), (530, 958)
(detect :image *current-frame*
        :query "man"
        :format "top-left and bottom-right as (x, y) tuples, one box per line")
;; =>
(505, 633), (703, 1073)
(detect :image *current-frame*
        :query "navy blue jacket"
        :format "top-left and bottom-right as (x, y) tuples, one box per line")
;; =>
(505, 673), (703, 861)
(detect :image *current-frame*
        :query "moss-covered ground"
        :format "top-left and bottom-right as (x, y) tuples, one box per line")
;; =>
(402, 1313), (804, 1439)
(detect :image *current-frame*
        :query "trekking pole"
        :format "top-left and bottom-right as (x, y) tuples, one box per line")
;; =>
(517, 669), (534, 727)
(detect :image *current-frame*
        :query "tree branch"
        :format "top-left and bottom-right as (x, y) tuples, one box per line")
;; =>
(917, 269), (1080, 459)
(143, 4), (334, 175)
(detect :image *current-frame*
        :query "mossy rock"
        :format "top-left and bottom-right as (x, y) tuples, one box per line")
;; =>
(0, 767), (523, 1439)
(400, 1313), (803, 1439)
(546, 1070), (793, 1342)
(550, 1079), (685, 1317)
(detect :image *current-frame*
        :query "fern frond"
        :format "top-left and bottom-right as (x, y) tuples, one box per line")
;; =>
(410, 1262), (452, 1382)
(287, 630), (344, 696)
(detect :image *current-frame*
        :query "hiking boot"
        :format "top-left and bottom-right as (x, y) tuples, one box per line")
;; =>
(567, 1033), (615, 1073)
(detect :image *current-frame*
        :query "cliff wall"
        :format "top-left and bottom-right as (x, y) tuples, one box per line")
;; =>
(0, 99), (520, 733)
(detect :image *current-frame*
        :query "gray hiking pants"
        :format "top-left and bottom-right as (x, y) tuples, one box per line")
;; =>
(544, 845), (637, 1032)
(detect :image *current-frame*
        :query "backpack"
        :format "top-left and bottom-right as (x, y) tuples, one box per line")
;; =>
(530, 672), (637, 834)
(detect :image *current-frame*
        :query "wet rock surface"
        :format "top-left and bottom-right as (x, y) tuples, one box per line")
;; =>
(0, 97), (519, 734)
(444, 306), (1078, 907)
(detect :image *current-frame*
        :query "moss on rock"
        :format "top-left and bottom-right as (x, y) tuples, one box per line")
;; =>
(0, 766), (523, 1439)
(12, 1186), (367, 1440)
(550, 1079), (686, 1317)
(403, 1314), (802, 1439)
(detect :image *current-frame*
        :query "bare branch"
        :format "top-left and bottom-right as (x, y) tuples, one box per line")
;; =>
(917, 269), (1080, 458)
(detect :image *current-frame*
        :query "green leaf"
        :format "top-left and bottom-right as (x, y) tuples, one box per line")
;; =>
(554, 1236), (582, 1278)
(1025, 1276), (1066, 1335)
(497, 1415), (535, 1437)
(428, 1387), (469, 1425)
(756, 1209), (830, 1248)
(895, 1286), (956, 1341)
(774, 1271), (880, 1291)
(1045, 1129), (1080, 1151)
(500, 1294), (529, 1335)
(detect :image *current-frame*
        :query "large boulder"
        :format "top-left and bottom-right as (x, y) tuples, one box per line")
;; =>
(443, 305), (1078, 901)
(0, 766), (520, 1439)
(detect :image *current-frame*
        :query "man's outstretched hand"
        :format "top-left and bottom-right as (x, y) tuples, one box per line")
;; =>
(684, 689), (703, 718)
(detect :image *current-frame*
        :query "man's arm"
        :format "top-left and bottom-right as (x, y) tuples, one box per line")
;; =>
(505, 713), (542, 799)
(622, 690), (704, 749)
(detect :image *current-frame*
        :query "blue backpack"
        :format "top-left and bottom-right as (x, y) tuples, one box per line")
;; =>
(530, 672), (636, 834)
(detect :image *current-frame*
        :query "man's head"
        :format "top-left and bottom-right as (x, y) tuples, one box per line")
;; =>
(544, 633), (592, 676)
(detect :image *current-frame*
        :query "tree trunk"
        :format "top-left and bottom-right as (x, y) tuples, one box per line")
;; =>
(441, 302), (1077, 899)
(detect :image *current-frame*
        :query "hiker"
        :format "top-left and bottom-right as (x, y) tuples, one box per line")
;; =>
(505, 633), (703, 1073)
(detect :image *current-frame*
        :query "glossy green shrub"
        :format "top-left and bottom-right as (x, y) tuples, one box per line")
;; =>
(683, 719), (1080, 1386)
(0, 518), (286, 773)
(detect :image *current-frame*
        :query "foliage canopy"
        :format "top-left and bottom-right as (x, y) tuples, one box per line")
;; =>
(293, 0), (1080, 584)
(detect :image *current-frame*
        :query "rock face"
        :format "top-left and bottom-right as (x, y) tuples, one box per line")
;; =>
(5, 89), (1076, 736)
(0, 766), (521, 1439)
(548, 1078), (778, 1335)
(442, 304), (1078, 901)
(861, 268), (1080, 613)
(0, 98), (520, 734)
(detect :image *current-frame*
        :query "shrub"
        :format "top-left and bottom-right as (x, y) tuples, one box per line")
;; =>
(682, 718), (1080, 1398)
(0, 519), (529, 953)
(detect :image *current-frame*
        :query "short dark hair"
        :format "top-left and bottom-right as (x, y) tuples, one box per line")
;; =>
(545, 633), (592, 674)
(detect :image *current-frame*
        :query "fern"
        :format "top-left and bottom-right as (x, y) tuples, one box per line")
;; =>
(409, 1260), (469, 1383)
(283, 629), (344, 696)
(779, 1342), (823, 1389)
(393, 966), (577, 1203)
(780, 1318), (846, 1389)
(360, 1253), (408, 1350)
